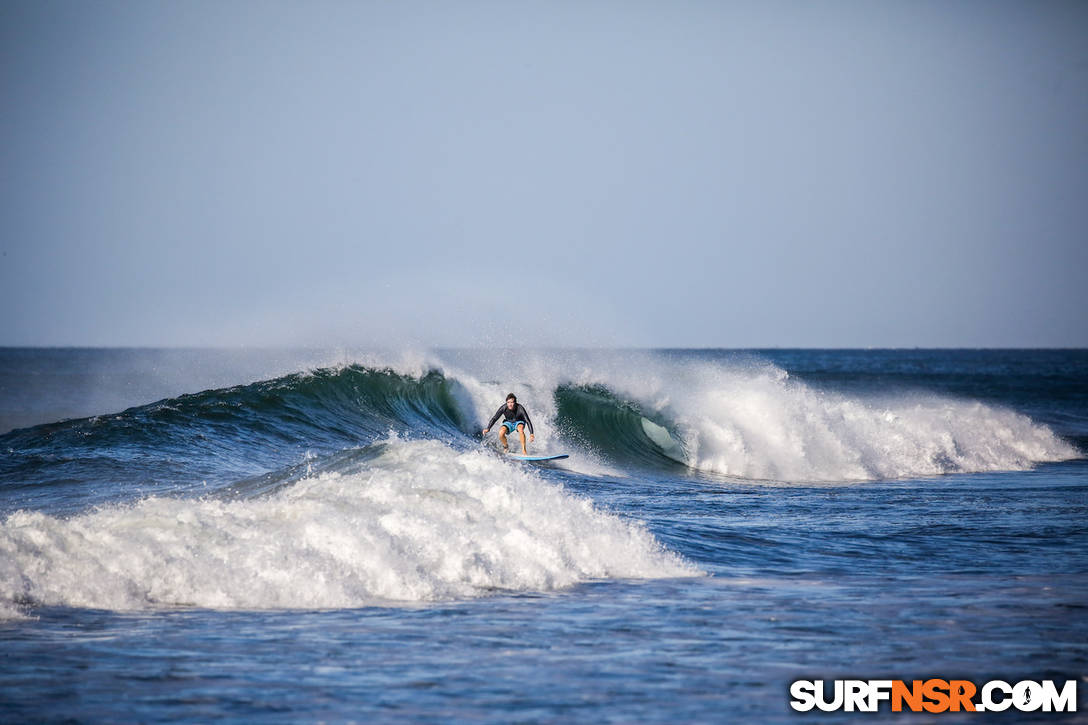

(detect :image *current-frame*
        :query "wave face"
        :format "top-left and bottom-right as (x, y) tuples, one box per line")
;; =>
(1, 353), (1081, 507)
(0, 439), (697, 611)
(0, 365), (476, 512)
(0, 349), (1082, 617)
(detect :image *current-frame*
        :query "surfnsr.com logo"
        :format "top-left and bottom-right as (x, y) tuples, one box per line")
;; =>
(790, 679), (1078, 713)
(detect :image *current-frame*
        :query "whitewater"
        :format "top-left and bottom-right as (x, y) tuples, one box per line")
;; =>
(1, 348), (1085, 721)
(1, 438), (694, 612)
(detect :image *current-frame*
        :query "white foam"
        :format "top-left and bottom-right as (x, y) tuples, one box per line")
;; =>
(662, 364), (1081, 481)
(421, 351), (1080, 482)
(0, 439), (697, 616)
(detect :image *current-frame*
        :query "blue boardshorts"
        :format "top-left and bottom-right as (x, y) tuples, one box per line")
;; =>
(501, 421), (527, 434)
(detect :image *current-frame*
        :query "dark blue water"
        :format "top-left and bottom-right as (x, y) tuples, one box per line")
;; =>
(2, 349), (1086, 721)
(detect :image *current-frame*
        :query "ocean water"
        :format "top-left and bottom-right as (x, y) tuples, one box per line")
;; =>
(1, 348), (1085, 722)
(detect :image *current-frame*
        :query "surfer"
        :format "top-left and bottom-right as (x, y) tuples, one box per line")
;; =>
(482, 393), (535, 454)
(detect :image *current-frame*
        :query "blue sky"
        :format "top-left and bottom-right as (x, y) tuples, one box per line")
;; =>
(2, 0), (1086, 347)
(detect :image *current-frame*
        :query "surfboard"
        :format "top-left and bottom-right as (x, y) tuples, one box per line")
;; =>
(508, 453), (569, 462)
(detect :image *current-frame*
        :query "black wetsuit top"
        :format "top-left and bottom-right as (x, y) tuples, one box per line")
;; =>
(487, 403), (534, 435)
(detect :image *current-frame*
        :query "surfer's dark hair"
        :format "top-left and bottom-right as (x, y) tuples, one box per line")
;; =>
(506, 393), (517, 402)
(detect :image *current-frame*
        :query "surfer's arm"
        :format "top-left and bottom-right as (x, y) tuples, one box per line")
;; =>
(484, 406), (504, 432)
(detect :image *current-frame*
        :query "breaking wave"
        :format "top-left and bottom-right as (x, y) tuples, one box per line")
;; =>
(0, 439), (698, 615)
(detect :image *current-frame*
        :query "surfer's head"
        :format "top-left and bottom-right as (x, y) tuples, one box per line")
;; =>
(506, 393), (517, 408)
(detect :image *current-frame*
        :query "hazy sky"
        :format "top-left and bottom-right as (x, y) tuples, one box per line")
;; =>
(2, 0), (1086, 348)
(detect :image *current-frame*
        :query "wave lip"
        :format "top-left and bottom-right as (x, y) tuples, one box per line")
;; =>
(0, 439), (698, 615)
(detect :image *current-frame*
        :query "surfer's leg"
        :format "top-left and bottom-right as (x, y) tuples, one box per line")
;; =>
(517, 423), (527, 454)
(499, 426), (508, 451)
